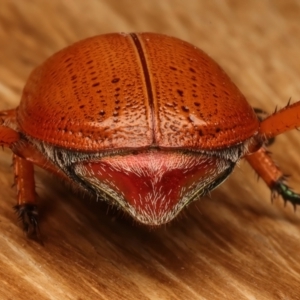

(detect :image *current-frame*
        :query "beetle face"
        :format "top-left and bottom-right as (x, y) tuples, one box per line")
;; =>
(59, 147), (240, 225)
(24, 127), (247, 225)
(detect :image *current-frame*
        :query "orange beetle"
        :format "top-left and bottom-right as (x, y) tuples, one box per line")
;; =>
(1, 32), (300, 235)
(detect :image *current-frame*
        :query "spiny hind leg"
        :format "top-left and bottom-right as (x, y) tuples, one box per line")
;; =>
(246, 148), (300, 209)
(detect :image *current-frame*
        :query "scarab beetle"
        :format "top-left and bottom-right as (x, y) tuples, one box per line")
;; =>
(1, 32), (300, 234)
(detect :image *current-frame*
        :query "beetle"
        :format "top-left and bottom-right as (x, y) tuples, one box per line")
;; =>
(1, 32), (300, 236)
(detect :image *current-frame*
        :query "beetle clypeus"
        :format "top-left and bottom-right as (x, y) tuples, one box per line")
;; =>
(1, 32), (300, 236)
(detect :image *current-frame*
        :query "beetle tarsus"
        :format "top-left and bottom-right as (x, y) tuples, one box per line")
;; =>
(272, 181), (300, 211)
(14, 204), (42, 242)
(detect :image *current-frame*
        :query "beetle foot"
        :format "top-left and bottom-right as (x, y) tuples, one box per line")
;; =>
(272, 181), (300, 211)
(14, 204), (42, 242)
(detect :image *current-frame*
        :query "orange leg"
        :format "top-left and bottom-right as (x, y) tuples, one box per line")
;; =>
(13, 154), (39, 235)
(0, 126), (19, 146)
(246, 148), (300, 208)
(260, 101), (300, 138)
(0, 109), (19, 145)
(253, 107), (275, 145)
(0, 121), (39, 236)
(11, 141), (75, 237)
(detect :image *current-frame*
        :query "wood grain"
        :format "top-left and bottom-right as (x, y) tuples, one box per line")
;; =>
(1, 1), (300, 299)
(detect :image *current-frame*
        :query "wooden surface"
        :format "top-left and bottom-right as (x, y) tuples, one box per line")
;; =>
(1, 1), (300, 299)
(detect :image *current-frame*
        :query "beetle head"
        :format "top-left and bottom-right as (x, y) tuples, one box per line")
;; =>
(75, 149), (235, 225)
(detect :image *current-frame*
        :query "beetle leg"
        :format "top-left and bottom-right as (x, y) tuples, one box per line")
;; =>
(0, 110), (20, 147)
(260, 101), (300, 138)
(0, 126), (20, 147)
(13, 154), (39, 237)
(253, 107), (275, 146)
(246, 148), (300, 209)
